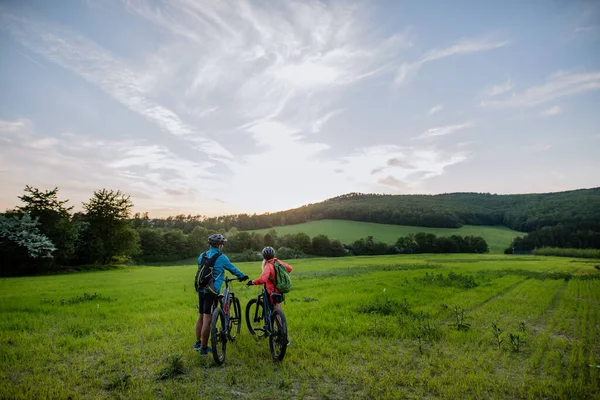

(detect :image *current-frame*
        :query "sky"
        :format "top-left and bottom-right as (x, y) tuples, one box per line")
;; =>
(1, 0), (599, 217)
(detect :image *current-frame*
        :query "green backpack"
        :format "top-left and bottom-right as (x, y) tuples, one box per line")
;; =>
(271, 260), (292, 293)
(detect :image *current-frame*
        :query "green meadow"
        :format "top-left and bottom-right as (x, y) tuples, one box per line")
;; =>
(1, 254), (599, 399)
(249, 219), (522, 254)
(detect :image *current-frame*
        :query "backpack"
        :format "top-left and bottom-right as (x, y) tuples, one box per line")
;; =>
(270, 260), (292, 293)
(195, 253), (221, 293)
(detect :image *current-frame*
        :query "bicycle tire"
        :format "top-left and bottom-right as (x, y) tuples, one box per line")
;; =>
(269, 309), (288, 361)
(245, 298), (266, 338)
(210, 308), (227, 365)
(228, 296), (242, 341)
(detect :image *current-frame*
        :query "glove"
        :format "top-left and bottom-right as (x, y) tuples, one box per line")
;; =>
(240, 275), (249, 282)
(246, 280), (254, 286)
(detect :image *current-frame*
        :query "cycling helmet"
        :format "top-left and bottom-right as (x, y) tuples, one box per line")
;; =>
(262, 246), (275, 260)
(208, 234), (227, 246)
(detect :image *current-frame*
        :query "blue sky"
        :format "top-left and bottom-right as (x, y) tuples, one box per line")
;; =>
(1, 0), (599, 217)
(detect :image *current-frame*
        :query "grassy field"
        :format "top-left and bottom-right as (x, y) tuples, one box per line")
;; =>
(249, 219), (522, 254)
(1, 254), (599, 399)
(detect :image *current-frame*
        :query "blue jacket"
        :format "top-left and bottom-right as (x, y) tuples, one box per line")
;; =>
(198, 247), (245, 294)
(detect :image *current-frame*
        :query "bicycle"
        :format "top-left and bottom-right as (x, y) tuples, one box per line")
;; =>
(245, 286), (288, 361)
(210, 276), (245, 365)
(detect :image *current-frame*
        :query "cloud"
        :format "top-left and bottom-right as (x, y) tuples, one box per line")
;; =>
(377, 175), (406, 190)
(0, 1), (470, 214)
(339, 145), (468, 193)
(0, 11), (232, 163)
(484, 79), (513, 96)
(395, 37), (509, 86)
(481, 71), (600, 108)
(312, 109), (344, 133)
(0, 118), (31, 133)
(417, 121), (475, 139)
(428, 104), (444, 115)
(0, 118), (229, 215)
(539, 105), (563, 117)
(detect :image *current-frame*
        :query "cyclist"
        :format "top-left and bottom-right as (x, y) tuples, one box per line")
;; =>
(195, 234), (248, 354)
(246, 246), (293, 310)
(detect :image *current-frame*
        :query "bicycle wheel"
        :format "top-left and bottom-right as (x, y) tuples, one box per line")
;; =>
(210, 308), (227, 365)
(228, 296), (242, 341)
(269, 309), (288, 361)
(245, 298), (266, 338)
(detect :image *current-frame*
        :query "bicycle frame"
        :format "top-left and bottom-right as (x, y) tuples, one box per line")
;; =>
(215, 277), (236, 329)
(250, 286), (274, 336)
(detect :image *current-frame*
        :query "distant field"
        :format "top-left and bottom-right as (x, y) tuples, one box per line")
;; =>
(1, 254), (598, 399)
(249, 219), (523, 254)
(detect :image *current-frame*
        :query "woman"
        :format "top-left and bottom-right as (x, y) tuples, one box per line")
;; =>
(246, 246), (293, 309)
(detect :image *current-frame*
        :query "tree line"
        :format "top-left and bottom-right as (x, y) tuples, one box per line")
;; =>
(145, 188), (600, 234)
(1, 186), (490, 276)
(506, 224), (600, 253)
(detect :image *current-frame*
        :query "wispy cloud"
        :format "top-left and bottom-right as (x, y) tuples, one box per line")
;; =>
(484, 79), (513, 96)
(312, 109), (344, 133)
(428, 104), (444, 115)
(0, 118), (30, 132)
(539, 105), (563, 117)
(0, 11), (232, 162)
(481, 71), (600, 108)
(417, 121), (475, 139)
(395, 37), (509, 86)
(0, 118), (227, 214)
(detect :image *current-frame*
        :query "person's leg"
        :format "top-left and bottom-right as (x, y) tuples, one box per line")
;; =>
(200, 292), (216, 349)
(194, 292), (204, 349)
(201, 314), (212, 347)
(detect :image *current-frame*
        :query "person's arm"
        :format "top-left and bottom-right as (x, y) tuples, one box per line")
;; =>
(252, 263), (273, 285)
(221, 255), (246, 279)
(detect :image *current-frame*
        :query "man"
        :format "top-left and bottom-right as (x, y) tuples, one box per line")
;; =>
(246, 246), (293, 310)
(195, 233), (248, 354)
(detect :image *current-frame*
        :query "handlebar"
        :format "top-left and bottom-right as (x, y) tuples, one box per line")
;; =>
(225, 276), (248, 283)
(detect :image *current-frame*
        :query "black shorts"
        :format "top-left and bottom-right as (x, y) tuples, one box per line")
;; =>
(198, 291), (216, 315)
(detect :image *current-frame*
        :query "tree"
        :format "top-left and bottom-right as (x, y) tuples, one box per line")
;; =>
(187, 226), (209, 257)
(264, 229), (277, 247)
(312, 234), (331, 256)
(16, 185), (76, 265)
(80, 189), (140, 264)
(329, 239), (346, 257)
(138, 228), (166, 261)
(0, 214), (56, 276)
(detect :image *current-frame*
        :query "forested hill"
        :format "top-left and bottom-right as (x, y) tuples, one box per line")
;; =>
(162, 187), (600, 233)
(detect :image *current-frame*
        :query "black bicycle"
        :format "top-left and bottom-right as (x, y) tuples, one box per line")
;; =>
(210, 276), (244, 365)
(245, 286), (288, 361)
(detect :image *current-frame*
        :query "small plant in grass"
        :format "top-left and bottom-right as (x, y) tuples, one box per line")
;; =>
(43, 293), (116, 305)
(357, 297), (411, 316)
(451, 306), (471, 331)
(158, 353), (185, 380)
(291, 297), (319, 303)
(491, 323), (504, 349)
(509, 333), (523, 352)
(519, 321), (526, 332)
(105, 371), (131, 391)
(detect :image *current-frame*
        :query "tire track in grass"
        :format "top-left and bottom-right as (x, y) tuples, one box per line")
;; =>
(465, 277), (530, 314)
(527, 280), (568, 380)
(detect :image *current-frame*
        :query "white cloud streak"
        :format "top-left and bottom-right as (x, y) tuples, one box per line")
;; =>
(539, 105), (563, 117)
(417, 121), (475, 139)
(428, 104), (444, 115)
(481, 71), (600, 108)
(312, 109), (344, 132)
(484, 79), (513, 96)
(395, 37), (509, 86)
